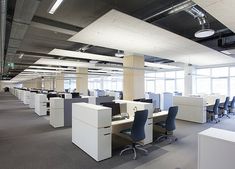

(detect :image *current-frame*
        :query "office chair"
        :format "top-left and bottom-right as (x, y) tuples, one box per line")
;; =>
(207, 99), (220, 123)
(119, 109), (148, 160)
(219, 97), (230, 118)
(155, 106), (178, 143)
(229, 96), (235, 115)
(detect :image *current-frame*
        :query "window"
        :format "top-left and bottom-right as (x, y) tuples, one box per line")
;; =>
(144, 70), (184, 94)
(176, 71), (184, 78)
(230, 77), (235, 97)
(64, 80), (70, 90)
(196, 78), (210, 94)
(230, 67), (235, 76)
(165, 71), (175, 79)
(212, 78), (228, 95)
(146, 80), (155, 92)
(196, 68), (210, 77)
(211, 67), (228, 77)
(176, 79), (184, 93)
(116, 80), (122, 91)
(156, 72), (164, 78)
(70, 79), (76, 90)
(155, 80), (164, 93)
(165, 80), (175, 93)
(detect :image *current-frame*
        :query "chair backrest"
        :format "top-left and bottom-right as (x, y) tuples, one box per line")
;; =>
(231, 96), (235, 109)
(224, 97), (230, 110)
(131, 110), (148, 142)
(165, 106), (178, 131)
(213, 99), (220, 115)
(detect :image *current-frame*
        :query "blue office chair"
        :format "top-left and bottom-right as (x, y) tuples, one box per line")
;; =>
(155, 106), (178, 143)
(119, 109), (148, 160)
(219, 97), (230, 118)
(229, 96), (235, 115)
(207, 99), (220, 123)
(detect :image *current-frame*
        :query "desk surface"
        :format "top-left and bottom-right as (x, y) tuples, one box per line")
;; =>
(199, 128), (235, 142)
(111, 111), (168, 126)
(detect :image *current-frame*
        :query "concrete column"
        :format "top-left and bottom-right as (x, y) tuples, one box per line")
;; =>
(184, 65), (196, 96)
(55, 73), (64, 92)
(44, 78), (54, 90)
(36, 78), (42, 89)
(76, 68), (88, 95)
(123, 55), (145, 100)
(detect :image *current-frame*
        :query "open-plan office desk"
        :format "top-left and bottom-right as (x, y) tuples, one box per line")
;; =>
(72, 102), (168, 161)
(112, 110), (168, 145)
(112, 111), (168, 125)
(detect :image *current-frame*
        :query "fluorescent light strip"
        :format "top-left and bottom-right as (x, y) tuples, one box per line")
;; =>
(35, 58), (93, 68)
(144, 62), (178, 69)
(48, 0), (63, 14)
(24, 69), (61, 73)
(29, 65), (76, 71)
(49, 49), (123, 63)
(69, 9), (234, 66)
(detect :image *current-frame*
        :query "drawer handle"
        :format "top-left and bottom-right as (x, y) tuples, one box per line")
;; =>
(104, 126), (111, 129)
(104, 133), (111, 136)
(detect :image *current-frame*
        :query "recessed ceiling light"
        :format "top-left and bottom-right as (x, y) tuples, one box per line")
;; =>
(48, 0), (64, 14)
(194, 29), (215, 38)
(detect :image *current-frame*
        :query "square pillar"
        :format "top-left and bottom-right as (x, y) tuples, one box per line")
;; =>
(55, 73), (64, 92)
(123, 55), (145, 100)
(184, 65), (196, 96)
(76, 68), (88, 95)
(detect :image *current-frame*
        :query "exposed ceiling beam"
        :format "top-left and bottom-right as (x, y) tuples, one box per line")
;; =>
(31, 16), (83, 35)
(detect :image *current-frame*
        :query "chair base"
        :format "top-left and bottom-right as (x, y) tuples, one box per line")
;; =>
(220, 110), (230, 119)
(155, 134), (178, 144)
(120, 143), (148, 160)
(208, 114), (220, 123)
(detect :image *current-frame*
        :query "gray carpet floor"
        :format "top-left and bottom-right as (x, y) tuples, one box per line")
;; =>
(1, 92), (235, 169)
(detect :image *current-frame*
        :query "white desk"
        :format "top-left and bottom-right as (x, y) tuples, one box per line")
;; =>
(198, 128), (235, 169)
(23, 91), (30, 105)
(112, 111), (168, 145)
(29, 92), (36, 109)
(50, 97), (64, 128)
(173, 96), (207, 123)
(35, 94), (48, 116)
(72, 103), (112, 161)
(112, 111), (168, 126)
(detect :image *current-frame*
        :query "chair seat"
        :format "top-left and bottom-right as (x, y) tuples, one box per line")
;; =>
(155, 121), (166, 128)
(120, 128), (131, 136)
(219, 106), (224, 109)
(207, 109), (213, 113)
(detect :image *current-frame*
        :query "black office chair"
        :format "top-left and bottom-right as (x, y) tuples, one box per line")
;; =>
(229, 96), (235, 115)
(207, 99), (220, 123)
(119, 110), (148, 160)
(219, 97), (230, 118)
(155, 106), (178, 143)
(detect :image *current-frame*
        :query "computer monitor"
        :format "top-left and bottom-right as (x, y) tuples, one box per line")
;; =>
(101, 102), (120, 116)
(133, 98), (144, 102)
(71, 92), (80, 98)
(141, 99), (153, 103)
(47, 93), (58, 100)
(133, 98), (152, 103)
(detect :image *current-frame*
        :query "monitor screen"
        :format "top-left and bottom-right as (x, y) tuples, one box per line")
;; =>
(101, 102), (120, 116)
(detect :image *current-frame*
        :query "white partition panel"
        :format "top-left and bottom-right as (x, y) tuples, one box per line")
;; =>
(173, 96), (207, 123)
